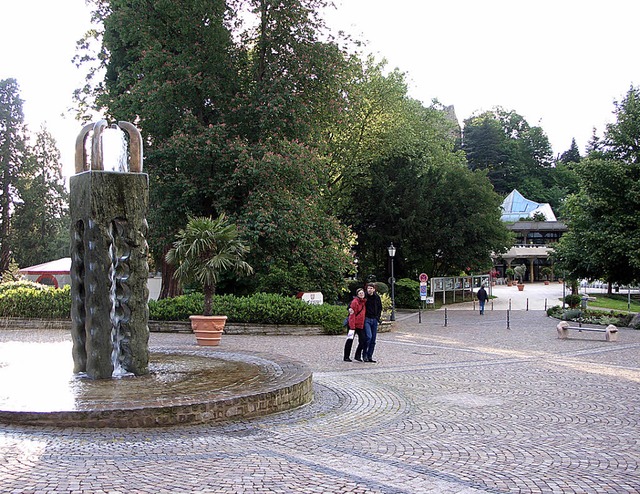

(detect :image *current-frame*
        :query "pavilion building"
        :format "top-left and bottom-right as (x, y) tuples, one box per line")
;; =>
(493, 190), (567, 283)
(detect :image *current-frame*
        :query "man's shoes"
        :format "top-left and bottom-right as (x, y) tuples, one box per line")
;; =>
(343, 357), (352, 362)
(354, 357), (363, 362)
(364, 359), (377, 363)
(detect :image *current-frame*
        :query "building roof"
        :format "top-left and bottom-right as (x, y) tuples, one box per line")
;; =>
(19, 258), (71, 275)
(500, 189), (557, 222)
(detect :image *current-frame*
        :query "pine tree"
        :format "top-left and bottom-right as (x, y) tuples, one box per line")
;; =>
(0, 79), (29, 271)
(12, 126), (69, 267)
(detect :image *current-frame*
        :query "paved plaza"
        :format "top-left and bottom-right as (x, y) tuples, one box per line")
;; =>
(1, 283), (640, 493)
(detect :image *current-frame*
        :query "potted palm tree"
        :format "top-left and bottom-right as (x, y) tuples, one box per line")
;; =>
(505, 268), (515, 286)
(540, 266), (553, 285)
(166, 214), (253, 346)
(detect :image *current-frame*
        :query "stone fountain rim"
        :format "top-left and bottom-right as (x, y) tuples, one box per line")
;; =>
(0, 348), (313, 429)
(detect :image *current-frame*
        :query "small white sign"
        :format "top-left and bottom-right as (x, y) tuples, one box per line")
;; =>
(298, 292), (324, 305)
(425, 296), (435, 304)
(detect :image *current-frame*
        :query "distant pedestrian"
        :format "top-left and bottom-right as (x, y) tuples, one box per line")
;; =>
(477, 285), (489, 315)
(344, 288), (367, 362)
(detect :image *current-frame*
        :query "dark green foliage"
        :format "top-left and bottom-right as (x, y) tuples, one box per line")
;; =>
(564, 294), (582, 308)
(394, 278), (420, 309)
(345, 279), (365, 295)
(81, 0), (355, 300)
(462, 108), (557, 201)
(0, 285), (71, 318)
(77, 1), (525, 295)
(166, 214), (253, 316)
(353, 153), (512, 278)
(147, 292), (205, 321)
(374, 282), (389, 295)
(217, 139), (352, 301)
(0, 79), (29, 272)
(554, 86), (640, 287)
(559, 138), (581, 164)
(11, 127), (69, 268)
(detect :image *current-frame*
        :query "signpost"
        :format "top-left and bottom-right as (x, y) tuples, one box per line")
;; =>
(418, 273), (429, 323)
(419, 273), (428, 300)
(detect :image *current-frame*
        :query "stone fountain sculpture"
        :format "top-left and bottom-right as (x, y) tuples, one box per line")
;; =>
(70, 121), (150, 379)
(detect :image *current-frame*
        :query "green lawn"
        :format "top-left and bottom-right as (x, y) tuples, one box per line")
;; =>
(586, 292), (640, 312)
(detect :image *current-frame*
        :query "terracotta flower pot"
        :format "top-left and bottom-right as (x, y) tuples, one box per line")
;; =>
(517, 284), (525, 291)
(189, 315), (228, 346)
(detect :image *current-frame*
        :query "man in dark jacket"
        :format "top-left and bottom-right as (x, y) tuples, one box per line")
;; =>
(477, 285), (489, 315)
(359, 283), (383, 363)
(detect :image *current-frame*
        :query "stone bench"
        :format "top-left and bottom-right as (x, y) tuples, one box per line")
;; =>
(556, 321), (618, 342)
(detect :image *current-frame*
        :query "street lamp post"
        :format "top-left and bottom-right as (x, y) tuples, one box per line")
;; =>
(388, 243), (396, 321)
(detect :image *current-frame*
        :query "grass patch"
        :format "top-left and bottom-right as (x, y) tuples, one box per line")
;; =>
(585, 292), (640, 312)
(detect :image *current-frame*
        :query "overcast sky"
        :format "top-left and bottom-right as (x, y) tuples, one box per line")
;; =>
(2, 0), (639, 178)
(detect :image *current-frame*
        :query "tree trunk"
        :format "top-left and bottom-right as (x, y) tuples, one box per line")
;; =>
(160, 245), (182, 299)
(203, 284), (215, 316)
(257, 0), (268, 83)
(0, 179), (11, 273)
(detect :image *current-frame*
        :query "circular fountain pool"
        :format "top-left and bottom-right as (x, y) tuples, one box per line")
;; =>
(0, 334), (312, 428)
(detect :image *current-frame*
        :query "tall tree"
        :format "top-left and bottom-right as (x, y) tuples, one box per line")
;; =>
(554, 86), (640, 288)
(78, 0), (356, 298)
(559, 138), (581, 164)
(12, 126), (69, 267)
(234, 0), (346, 143)
(462, 107), (554, 199)
(0, 79), (29, 272)
(353, 152), (512, 279)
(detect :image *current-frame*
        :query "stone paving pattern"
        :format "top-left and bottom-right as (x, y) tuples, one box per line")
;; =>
(2, 283), (640, 493)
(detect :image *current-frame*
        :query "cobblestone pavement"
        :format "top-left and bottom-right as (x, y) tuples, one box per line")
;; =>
(2, 307), (640, 493)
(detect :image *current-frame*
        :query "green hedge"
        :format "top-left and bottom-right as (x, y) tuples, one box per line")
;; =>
(0, 284), (71, 318)
(0, 284), (347, 334)
(394, 278), (420, 309)
(149, 292), (346, 334)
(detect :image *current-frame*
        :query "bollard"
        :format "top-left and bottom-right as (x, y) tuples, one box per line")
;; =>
(418, 306), (422, 324)
(444, 307), (448, 327)
(545, 298), (547, 311)
(491, 300), (494, 311)
(507, 309), (510, 329)
(509, 299), (512, 311)
(473, 300), (476, 311)
(526, 298), (529, 311)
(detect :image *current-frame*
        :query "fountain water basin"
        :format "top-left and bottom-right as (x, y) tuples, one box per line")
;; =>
(0, 331), (313, 428)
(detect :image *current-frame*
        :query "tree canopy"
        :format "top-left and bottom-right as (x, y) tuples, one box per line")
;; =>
(75, 1), (524, 297)
(0, 80), (69, 270)
(462, 108), (552, 194)
(554, 86), (640, 288)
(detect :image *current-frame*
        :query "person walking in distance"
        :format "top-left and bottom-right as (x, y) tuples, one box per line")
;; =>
(344, 288), (367, 362)
(477, 284), (489, 315)
(361, 283), (382, 363)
